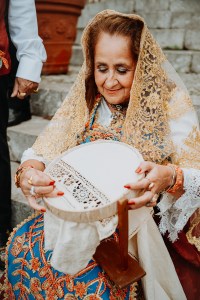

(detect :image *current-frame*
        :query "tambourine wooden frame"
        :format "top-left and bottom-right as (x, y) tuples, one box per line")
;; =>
(43, 140), (143, 223)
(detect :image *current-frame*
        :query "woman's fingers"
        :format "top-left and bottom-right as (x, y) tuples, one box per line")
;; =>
(26, 181), (64, 199)
(125, 177), (152, 191)
(20, 168), (65, 211)
(125, 161), (175, 210)
(20, 169), (55, 195)
(25, 187), (64, 212)
(30, 185), (55, 197)
(27, 195), (46, 212)
(25, 169), (55, 187)
(128, 190), (157, 209)
(43, 189), (64, 198)
(135, 161), (155, 174)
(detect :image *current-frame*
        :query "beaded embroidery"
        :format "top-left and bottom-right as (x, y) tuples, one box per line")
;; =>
(77, 96), (126, 145)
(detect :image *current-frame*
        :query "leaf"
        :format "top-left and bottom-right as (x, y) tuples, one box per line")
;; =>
(12, 269), (30, 279)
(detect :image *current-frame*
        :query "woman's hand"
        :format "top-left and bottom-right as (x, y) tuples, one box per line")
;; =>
(125, 161), (174, 209)
(20, 167), (64, 212)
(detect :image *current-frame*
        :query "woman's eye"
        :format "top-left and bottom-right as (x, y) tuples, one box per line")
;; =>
(117, 68), (128, 74)
(97, 66), (108, 73)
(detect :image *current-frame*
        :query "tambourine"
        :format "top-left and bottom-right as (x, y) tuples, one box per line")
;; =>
(44, 140), (143, 222)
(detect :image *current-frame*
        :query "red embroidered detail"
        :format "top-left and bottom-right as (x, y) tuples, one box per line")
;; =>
(6, 214), (142, 299)
(11, 234), (26, 257)
(0, 50), (9, 69)
(30, 257), (41, 273)
(74, 281), (87, 298)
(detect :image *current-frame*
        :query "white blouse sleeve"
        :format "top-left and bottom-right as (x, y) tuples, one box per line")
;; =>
(21, 147), (49, 166)
(157, 109), (200, 241)
(158, 168), (200, 242)
(8, 0), (47, 82)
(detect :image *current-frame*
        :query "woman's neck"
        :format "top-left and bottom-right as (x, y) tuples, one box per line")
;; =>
(104, 99), (129, 114)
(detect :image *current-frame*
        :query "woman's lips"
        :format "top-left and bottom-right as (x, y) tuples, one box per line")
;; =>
(105, 88), (121, 95)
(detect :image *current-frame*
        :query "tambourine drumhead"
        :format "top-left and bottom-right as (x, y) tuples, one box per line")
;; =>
(44, 140), (143, 222)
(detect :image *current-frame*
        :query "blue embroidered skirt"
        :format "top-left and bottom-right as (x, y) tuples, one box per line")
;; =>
(5, 213), (143, 299)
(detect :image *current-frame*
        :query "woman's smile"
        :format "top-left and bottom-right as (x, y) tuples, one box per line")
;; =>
(104, 88), (121, 94)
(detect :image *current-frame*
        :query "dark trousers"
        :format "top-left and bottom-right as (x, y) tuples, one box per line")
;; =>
(0, 75), (12, 234)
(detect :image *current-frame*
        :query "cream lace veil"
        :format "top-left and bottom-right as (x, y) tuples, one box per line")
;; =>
(33, 10), (198, 168)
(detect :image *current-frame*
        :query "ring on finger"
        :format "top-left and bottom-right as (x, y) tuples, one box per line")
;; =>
(146, 193), (159, 207)
(150, 193), (159, 203)
(28, 176), (33, 185)
(145, 177), (155, 190)
(33, 88), (39, 93)
(30, 186), (37, 196)
(18, 92), (26, 97)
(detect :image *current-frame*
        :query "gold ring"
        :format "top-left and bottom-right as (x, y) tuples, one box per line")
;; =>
(19, 92), (26, 97)
(28, 176), (33, 185)
(33, 88), (39, 93)
(30, 186), (36, 196)
(146, 193), (159, 207)
(146, 177), (154, 190)
(150, 193), (159, 203)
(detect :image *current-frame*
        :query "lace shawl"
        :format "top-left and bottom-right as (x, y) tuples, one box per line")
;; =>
(32, 10), (199, 166)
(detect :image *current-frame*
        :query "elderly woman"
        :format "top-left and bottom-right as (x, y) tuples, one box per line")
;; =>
(3, 10), (199, 300)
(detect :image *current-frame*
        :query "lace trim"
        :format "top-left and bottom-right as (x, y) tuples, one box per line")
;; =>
(174, 126), (200, 169)
(123, 28), (174, 163)
(3, 212), (40, 299)
(167, 91), (193, 120)
(47, 160), (110, 210)
(158, 168), (200, 242)
(186, 210), (200, 251)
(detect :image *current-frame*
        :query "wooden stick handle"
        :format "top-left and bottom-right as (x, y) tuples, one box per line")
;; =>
(118, 198), (128, 270)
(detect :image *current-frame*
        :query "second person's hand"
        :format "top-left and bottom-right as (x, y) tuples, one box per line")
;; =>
(11, 77), (39, 99)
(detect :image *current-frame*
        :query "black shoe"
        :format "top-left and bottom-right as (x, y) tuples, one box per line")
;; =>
(0, 232), (8, 248)
(0, 232), (9, 271)
(8, 108), (31, 127)
(0, 248), (5, 271)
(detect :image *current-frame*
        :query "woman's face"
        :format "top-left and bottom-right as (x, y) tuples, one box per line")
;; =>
(94, 32), (136, 105)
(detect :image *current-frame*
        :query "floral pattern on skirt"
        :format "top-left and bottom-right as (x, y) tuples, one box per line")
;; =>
(5, 213), (144, 300)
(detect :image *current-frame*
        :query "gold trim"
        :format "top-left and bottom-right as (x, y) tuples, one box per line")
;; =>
(186, 212), (200, 252)
(2, 212), (40, 298)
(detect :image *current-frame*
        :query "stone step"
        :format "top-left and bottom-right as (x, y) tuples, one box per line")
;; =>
(70, 45), (200, 74)
(8, 116), (49, 162)
(75, 26), (200, 51)
(135, 11), (200, 30)
(30, 67), (79, 118)
(76, 0), (200, 51)
(79, 1), (200, 30)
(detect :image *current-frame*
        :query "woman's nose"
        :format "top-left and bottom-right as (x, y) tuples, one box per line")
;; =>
(105, 71), (118, 88)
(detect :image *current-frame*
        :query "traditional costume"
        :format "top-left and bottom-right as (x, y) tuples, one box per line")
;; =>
(2, 10), (200, 300)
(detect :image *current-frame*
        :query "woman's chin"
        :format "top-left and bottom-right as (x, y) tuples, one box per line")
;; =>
(105, 96), (128, 106)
